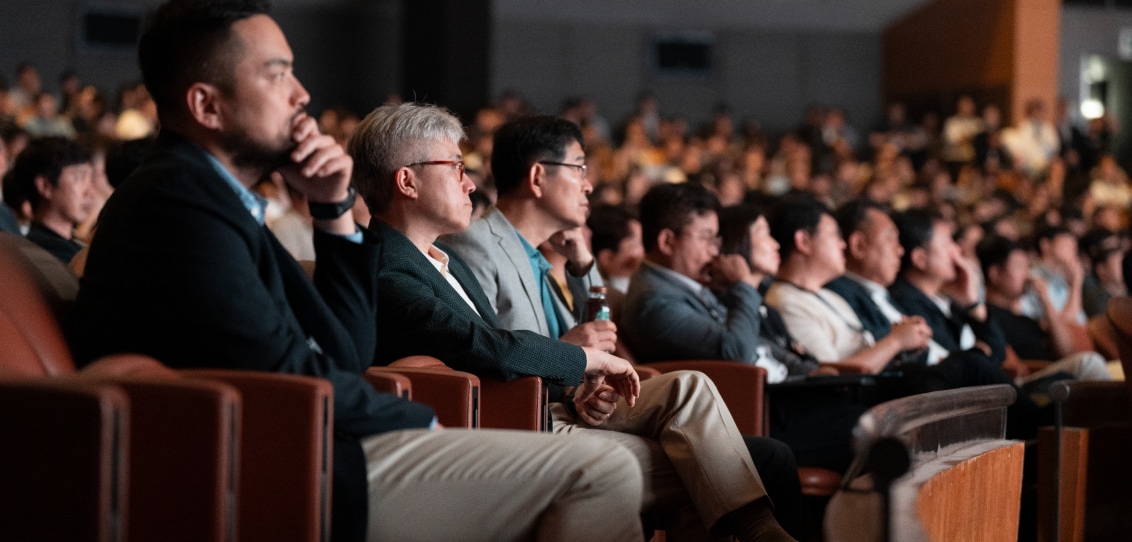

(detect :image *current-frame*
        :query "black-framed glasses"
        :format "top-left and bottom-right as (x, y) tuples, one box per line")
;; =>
(406, 160), (466, 176)
(679, 229), (722, 248)
(538, 161), (587, 175)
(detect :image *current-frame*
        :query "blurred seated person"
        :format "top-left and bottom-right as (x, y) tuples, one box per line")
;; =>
(888, 209), (1050, 436)
(717, 203), (862, 473)
(1023, 223), (1086, 325)
(620, 182), (764, 365)
(888, 208), (1005, 369)
(586, 203), (644, 295)
(764, 194), (932, 375)
(826, 200), (1087, 390)
(1079, 228), (1127, 318)
(978, 234), (1112, 382)
(21, 93), (76, 139)
(3, 136), (94, 263)
(268, 174), (315, 261)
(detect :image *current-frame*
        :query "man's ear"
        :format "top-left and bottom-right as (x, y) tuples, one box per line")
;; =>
(656, 228), (678, 257)
(985, 265), (1002, 288)
(394, 167), (418, 200)
(847, 231), (867, 260)
(793, 229), (812, 256)
(526, 162), (546, 199)
(909, 246), (928, 271)
(33, 175), (53, 200)
(186, 82), (223, 130)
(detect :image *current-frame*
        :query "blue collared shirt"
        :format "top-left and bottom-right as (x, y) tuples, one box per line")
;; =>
(205, 152), (269, 225)
(203, 151), (362, 242)
(517, 233), (565, 339)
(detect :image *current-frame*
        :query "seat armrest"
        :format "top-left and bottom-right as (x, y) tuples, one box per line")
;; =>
(0, 379), (129, 542)
(645, 361), (767, 436)
(480, 376), (547, 431)
(364, 371), (412, 400)
(107, 377), (241, 542)
(367, 367), (479, 428)
(181, 370), (333, 542)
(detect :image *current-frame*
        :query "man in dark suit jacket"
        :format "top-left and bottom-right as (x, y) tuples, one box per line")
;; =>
(71, 2), (646, 541)
(620, 183), (764, 365)
(888, 208), (1006, 368)
(352, 102), (794, 542)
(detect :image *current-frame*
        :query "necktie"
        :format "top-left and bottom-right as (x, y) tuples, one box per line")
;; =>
(536, 258), (564, 339)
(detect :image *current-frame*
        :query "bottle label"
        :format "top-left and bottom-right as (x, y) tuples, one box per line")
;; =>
(595, 306), (611, 321)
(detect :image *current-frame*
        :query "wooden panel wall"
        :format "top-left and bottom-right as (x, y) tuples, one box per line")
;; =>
(883, 0), (1061, 124)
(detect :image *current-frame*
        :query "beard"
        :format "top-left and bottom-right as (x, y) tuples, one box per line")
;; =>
(220, 122), (295, 176)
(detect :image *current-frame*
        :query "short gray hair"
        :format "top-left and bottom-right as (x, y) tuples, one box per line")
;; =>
(348, 102), (466, 214)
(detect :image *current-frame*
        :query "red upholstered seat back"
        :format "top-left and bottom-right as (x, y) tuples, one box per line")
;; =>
(0, 233), (79, 378)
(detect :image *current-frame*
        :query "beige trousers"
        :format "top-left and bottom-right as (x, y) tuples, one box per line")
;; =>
(551, 370), (768, 538)
(361, 427), (644, 542)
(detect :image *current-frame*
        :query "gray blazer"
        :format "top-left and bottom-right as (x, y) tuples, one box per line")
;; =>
(620, 262), (763, 364)
(441, 206), (602, 336)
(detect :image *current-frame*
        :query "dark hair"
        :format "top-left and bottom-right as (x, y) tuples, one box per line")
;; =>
(587, 204), (637, 255)
(767, 193), (829, 259)
(833, 198), (889, 243)
(1034, 222), (1074, 245)
(892, 208), (940, 272)
(490, 116), (584, 196)
(15, 62), (37, 77)
(975, 234), (1021, 278)
(138, 0), (271, 120)
(1079, 228), (1123, 273)
(104, 137), (157, 189)
(1123, 250), (1132, 294)
(719, 205), (765, 265)
(638, 182), (720, 253)
(3, 137), (90, 209)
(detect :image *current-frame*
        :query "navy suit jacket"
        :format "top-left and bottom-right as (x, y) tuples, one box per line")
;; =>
(888, 277), (1006, 366)
(370, 220), (587, 387)
(824, 276), (893, 342)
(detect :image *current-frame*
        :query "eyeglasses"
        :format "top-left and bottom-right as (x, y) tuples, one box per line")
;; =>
(406, 160), (466, 176)
(538, 161), (587, 175)
(680, 230), (722, 248)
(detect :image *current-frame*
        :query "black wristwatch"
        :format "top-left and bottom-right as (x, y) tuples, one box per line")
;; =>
(307, 186), (356, 220)
(959, 300), (983, 314)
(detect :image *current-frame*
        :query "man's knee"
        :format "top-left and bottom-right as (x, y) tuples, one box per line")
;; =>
(566, 436), (644, 497)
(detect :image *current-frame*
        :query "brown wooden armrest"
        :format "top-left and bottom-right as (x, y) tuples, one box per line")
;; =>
(645, 360), (767, 436)
(0, 379), (129, 542)
(479, 376), (548, 431)
(365, 370), (412, 400)
(107, 377), (241, 542)
(182, 370), (333, 542)
(367, 366), (480, 428)
(634, 364), (662, 380)
(822, 362), (867, 375)
(798, 466), (842, 497)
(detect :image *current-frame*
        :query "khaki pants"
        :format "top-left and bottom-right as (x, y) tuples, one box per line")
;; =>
(362, 427), (643, 542)
(552, 370), (768, 539)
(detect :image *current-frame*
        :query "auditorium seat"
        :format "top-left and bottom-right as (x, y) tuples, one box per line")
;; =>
(825, 384), (1025, 541)
(0, 379), (129, 542)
